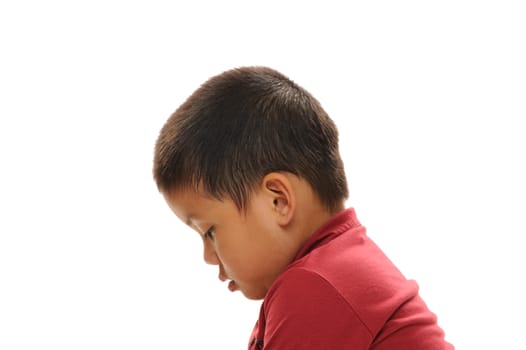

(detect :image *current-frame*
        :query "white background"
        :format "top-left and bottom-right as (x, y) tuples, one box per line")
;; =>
(1, 1), (525, 349)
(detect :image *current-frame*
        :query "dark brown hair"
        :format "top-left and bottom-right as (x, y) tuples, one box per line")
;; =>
(153, 66), (348, 212)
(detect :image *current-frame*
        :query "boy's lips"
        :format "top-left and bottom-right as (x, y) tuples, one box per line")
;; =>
(228, 280), (238, 292)
(219, 273), (238, 292)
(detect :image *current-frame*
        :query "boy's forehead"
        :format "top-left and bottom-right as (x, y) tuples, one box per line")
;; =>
(163, 187), (222, 223)
(163, 188), (201, 222)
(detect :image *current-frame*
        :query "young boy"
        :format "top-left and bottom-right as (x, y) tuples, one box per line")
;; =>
(153, 66), (454, 349)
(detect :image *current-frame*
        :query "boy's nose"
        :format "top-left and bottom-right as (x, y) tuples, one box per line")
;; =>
(203, 242), (220, 265)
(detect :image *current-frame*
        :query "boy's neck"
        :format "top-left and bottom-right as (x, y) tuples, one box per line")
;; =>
(288, 179), (345, 255)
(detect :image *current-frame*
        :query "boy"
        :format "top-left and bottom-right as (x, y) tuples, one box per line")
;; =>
(153, 66), (454, 349)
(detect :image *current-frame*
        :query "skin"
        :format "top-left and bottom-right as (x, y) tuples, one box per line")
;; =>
(162, 172), (343, 300)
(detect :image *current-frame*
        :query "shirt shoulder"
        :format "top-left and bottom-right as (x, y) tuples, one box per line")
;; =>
(293, 225), (419, 331)
(263, 267), (373, 349)
(257, 209), (454, 349)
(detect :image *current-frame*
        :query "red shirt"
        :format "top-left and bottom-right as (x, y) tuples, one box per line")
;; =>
(248, 208), (454, 349)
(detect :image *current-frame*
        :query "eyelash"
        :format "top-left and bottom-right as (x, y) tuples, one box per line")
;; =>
(204, 227), (215, 241)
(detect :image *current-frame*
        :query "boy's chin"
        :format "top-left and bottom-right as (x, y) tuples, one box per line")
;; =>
(239, 286), (267, 301)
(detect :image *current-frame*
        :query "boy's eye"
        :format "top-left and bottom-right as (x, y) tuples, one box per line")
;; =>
(204, 227), (215, 241)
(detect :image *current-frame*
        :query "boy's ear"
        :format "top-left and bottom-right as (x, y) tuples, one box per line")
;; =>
(261, 172), (295, 226)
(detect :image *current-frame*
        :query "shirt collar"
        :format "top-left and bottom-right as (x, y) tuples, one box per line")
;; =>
(293, 208), (362, 261)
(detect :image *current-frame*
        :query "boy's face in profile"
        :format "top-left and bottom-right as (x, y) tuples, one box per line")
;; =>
(162, 179), (297, 300)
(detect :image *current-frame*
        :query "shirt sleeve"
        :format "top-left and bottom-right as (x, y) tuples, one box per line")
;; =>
(262, 267), (373, 350)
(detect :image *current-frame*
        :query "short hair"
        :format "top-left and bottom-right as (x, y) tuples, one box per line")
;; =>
(153, 66), (348, 212)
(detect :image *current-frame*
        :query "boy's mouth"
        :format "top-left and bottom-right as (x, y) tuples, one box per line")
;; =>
(219, 272), (238, 292)
(228, 280), (238, 292)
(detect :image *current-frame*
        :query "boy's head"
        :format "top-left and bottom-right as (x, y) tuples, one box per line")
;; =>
(153, 66), (349, 299)
(153, 66), (348, 212)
